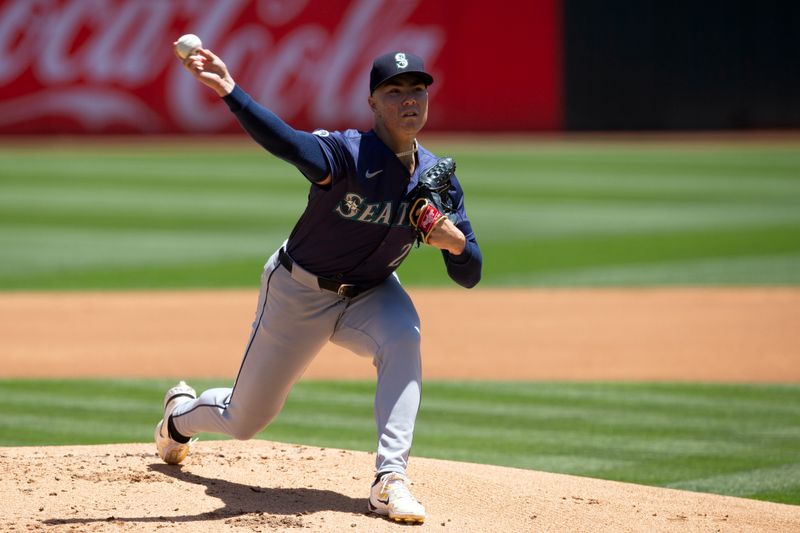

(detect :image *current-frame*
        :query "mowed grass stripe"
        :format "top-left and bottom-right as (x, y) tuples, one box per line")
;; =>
(471, 202), (800, 239)
(451, 145), (800, 173)
(669, 463), (800, 495)
(0, 226), (283, 278)
(0, 414), (151, 444)
(462, 150), (798, 183)
(296, 384), (800, 424)
(471, 226), (800, 286)
(2, 141), (799, 288)
(1, 380), (798, 504)
(0, 184), (304, 215)
(0, 256), (268, 290)
(426, 380), (800, 406)
(518, 252), (800, 286)
(0, 175), (305, 233)
(0, 151), (304, 189)
(466, 166), (800, 202)
(0, 208), (294, 233)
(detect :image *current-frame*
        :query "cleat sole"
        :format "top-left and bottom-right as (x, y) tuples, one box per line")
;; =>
(390, 516), (424, 524)
(163, 446), (189, 465)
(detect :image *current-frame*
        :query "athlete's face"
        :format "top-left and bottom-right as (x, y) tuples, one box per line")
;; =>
(369, 74), (429, 137)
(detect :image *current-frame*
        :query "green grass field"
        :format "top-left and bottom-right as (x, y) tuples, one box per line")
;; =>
(1, 379), (798, 505)
(1, 137), (799, 289)
(1, 137), (799, 505)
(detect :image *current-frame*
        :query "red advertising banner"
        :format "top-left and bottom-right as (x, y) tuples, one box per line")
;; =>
(0, 0), (561, 134)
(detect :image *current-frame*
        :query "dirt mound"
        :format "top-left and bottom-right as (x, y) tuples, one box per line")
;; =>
(1, 440), (798, 532)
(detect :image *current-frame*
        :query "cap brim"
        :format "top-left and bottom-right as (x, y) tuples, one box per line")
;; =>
(372, 71), (434, 93)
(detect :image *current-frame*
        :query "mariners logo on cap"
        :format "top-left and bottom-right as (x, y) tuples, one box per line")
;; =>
(395, 53), (408, 69)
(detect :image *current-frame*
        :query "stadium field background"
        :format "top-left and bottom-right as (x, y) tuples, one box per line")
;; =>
(0, 135), (798, 505)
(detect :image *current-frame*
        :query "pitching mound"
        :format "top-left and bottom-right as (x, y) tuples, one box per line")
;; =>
(2, 441), (798, 532)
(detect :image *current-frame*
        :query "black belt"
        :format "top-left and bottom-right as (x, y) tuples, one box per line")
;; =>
(278, 248), (365, 298)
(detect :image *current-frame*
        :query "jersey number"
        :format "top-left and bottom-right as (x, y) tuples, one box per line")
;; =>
(388, 243), (413, 268)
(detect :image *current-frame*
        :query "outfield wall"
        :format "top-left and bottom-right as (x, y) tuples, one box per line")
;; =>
(0, 0), (561, 134)
(0, 0), (797, 134)
(563, 0), (800, 130)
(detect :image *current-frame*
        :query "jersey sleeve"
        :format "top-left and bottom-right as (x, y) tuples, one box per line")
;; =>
(310, 130), (355, 186)
(441, 175), (482, 288)
(222, 85), (329, 183)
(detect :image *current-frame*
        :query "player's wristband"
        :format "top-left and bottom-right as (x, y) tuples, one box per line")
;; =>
(411, 198), (445, 244)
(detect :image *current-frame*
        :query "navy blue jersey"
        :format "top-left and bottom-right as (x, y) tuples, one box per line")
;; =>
(286, 129), (477, 287)
(222, 85), (481, 289)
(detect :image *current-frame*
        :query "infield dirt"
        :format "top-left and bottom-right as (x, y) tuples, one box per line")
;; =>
(1, 288), (799, 532)
(2, 288), (799, 381)
(3, 440), (799, 533)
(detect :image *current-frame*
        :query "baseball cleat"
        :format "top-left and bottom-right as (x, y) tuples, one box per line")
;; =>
(368, 472), (426, 524)
(154, 380), (197, 464)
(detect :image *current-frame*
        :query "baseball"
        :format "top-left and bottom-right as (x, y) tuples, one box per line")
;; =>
(175, 34), (202, 59)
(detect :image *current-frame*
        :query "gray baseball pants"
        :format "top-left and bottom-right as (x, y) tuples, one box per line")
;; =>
(171, 247), (422, 474)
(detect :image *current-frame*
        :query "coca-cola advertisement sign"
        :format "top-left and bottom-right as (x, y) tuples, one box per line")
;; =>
(0, 0), (561, 134)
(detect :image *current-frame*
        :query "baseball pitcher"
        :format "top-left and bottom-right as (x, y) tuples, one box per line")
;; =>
(155, 45), (482, 524)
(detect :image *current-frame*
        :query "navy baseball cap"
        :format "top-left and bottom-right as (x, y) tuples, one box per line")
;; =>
(369, 52), (434, 94)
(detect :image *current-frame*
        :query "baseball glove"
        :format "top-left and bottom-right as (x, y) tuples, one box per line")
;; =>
(409, 157), (457, 244)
